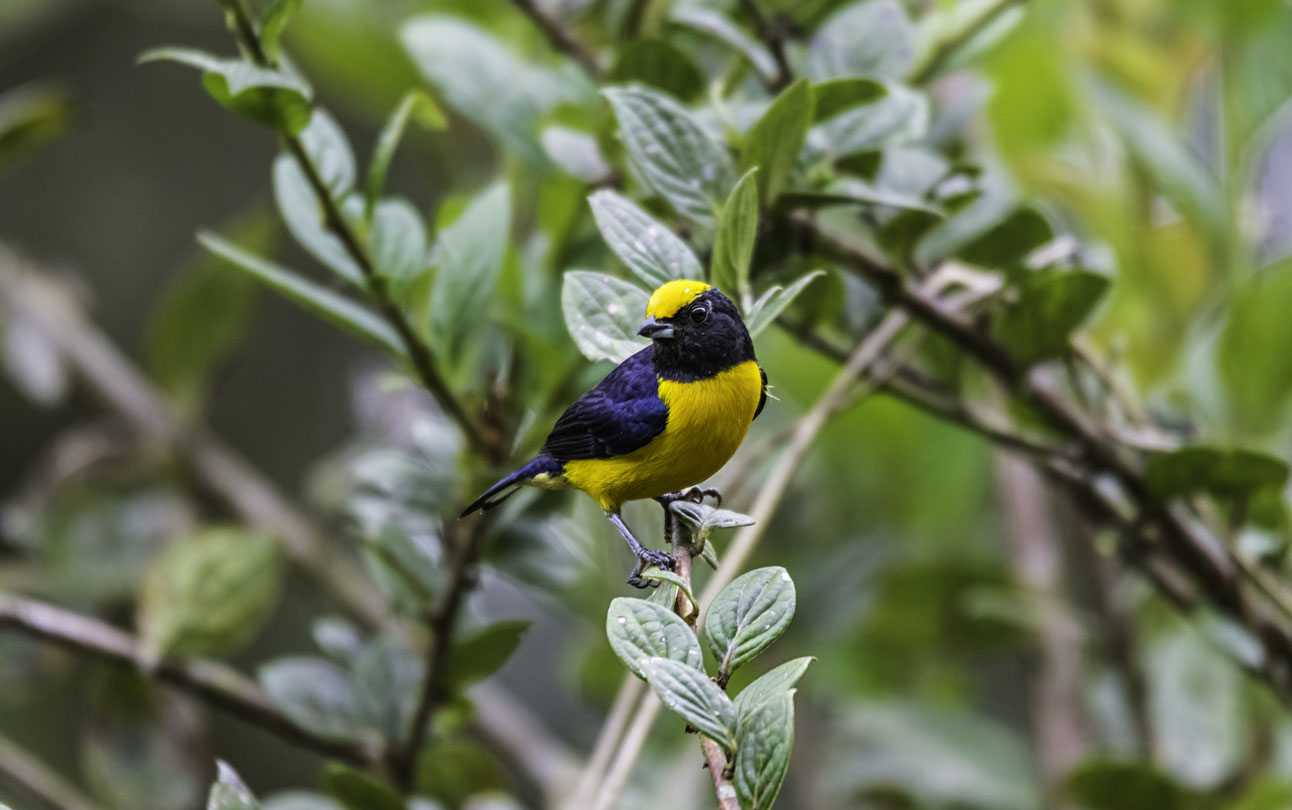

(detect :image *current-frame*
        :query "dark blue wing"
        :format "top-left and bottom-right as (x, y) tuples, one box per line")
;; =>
(542, 348), (667, 460)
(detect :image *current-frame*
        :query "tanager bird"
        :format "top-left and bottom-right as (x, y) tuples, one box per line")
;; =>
(462, 279), (767, 586)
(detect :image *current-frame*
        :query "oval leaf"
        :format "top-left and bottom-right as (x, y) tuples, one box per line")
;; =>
(744, 270), (825, 337)
(741, 79), (812, 203)
(588, 190), (702, 288)
(639, 657), (738, 752)
(711, 169), (759, 304)
(1145, 446), (1290, 500)
(606, 597), (704, 679)
(208, 761), (262, 810)
(734, 657), (814, 716)
(259, 657), (365, 741)
(704, 566), (796, 678)
(733, 693), (795, 810)
(561, 270), (650, 363)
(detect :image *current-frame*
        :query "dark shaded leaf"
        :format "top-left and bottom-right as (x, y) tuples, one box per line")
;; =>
(992, 269), (1108, 364)
(1145, 447), (1289, 500)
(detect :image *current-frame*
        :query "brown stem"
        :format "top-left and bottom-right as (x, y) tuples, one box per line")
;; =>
(504, 0), (602, 79)
(0, 592), (378, 766)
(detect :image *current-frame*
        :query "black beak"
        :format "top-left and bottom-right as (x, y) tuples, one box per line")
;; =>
(638, 316), (675, 340)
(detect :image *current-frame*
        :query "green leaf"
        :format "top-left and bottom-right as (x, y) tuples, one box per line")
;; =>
(0, 83), (71, 171)
(401, 16), (593, 166)
(352, 637), (423, 740)
(197, 231), (406, 357)
(1218, 257), (1292, 434)
(272, 155), (363, 285)
(1065, 760), (1187, 810)
(588, 190), (703, 288)
(258, 657), (365, 741)
(711, 169), (759, 304)
(992, 270), (1108, 364)
(313, 617), (365, 664)
(639, 657), (738, 752)
(136, 527), (282, 662)
(807, 0), (916, 80)
(606, 597), (704, 679)
(297, 110), (356, 195)
(609, 38), (704, 102)
(364, 90), (446, 223)
(83, 671), (205, 810)
(669, 501), (756, 534)
(541, 126), (611, 183)
(147, 212), (269, 410)
(260, 0), (301, 62)
(741, 79), (812, 204)
(744, 270), (825, 337)
(208, 761), (262, 810)
(602, 85), (735, 227)
(321, 764), (405, 810)
(734, 657), (814, 716)
(370, 198), (428, 291)
(561, 270), (650, 363)
(442, 620), (531, 690)
(733, 693), (795, 810)
(959, 206), (1054, 269)
(811, 77), (888, 122)
(638, 566), (696, 604)
(263, 794), (343, 810)
(139, 47), (312, 134)
(361, 523), (443, 611)
(704, 566), (796, 679)
(668, 8), (778, 83)
(429, 181), (511, 363)
(1144, 447), (1289, 500)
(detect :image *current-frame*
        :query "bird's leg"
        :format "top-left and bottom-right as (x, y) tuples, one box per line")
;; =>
(607, 511), (676, 588)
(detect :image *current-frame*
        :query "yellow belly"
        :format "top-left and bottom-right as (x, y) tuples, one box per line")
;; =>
(563, 360), (763, 511)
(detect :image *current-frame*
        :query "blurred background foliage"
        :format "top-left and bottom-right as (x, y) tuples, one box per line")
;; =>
(3, 0), (1292, 809)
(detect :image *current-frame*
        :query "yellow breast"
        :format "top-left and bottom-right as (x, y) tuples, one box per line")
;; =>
(563, 360), (763, 511)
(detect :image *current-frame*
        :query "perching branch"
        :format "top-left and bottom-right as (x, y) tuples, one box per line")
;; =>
(0, 732), (103, 810)
(0, 592), (379, 766)
(504, 0), (603, 79)
(220, 0), (498, 462)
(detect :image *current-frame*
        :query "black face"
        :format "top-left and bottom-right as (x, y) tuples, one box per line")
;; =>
(648, 289), (756, 381)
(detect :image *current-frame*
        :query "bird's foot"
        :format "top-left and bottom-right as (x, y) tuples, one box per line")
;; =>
(626, 547), (677, 588)
(655, 487), (722, 508)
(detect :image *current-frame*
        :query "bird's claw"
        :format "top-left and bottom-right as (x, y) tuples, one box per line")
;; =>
(626, 547), (677, 588)
(656, 487), (723, 507)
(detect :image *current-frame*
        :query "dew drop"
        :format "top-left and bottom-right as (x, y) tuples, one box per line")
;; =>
(617, 616), (627, 624)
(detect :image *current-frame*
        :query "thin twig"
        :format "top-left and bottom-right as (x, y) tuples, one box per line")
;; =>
(505, 0), (602, 78)
(0, 733), (103, 810)
(222, 0), (495, 460)
(0, 592), (379, 766)
(906, 0), (1027, 84)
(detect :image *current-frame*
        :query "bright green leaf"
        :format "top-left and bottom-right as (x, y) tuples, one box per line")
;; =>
(136, 527), (282, 662)
(139, 47), (312, 134)
(321, 764), (405, 810)
(606, 597), (703, 679)
(992, 269), (1108, 364)
(561, 270), (650, 363)
(0, 83), (71, 171)
(260, 0), (301, 62)
(1144, 447), (1289, 500)
(639, 657), (738, 752)
(1218, 258), (1292, 434)
(197, 231), (406, 358)
(811, 77), (888, 122)
(711, 169), (759, 304)
(741, 79), (812, 203)
(588, 190), (702, 288)
(704, 566), (796, 679)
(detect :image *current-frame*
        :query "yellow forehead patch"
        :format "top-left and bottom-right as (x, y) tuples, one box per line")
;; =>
(646, 279), (711, 319)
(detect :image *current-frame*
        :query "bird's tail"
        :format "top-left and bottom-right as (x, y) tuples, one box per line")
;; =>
(460, 455), (563, 517)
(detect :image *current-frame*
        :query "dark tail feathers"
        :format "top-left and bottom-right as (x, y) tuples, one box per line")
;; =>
(460, 455), (561, 517)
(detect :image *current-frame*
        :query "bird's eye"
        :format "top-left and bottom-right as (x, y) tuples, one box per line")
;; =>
(690, 305), (709, 324)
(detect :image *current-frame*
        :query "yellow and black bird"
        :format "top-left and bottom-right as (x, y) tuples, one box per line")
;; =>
(462, 279), (767, 586)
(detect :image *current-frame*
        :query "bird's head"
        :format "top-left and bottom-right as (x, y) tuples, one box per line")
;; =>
(638, 280), (755, 379)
